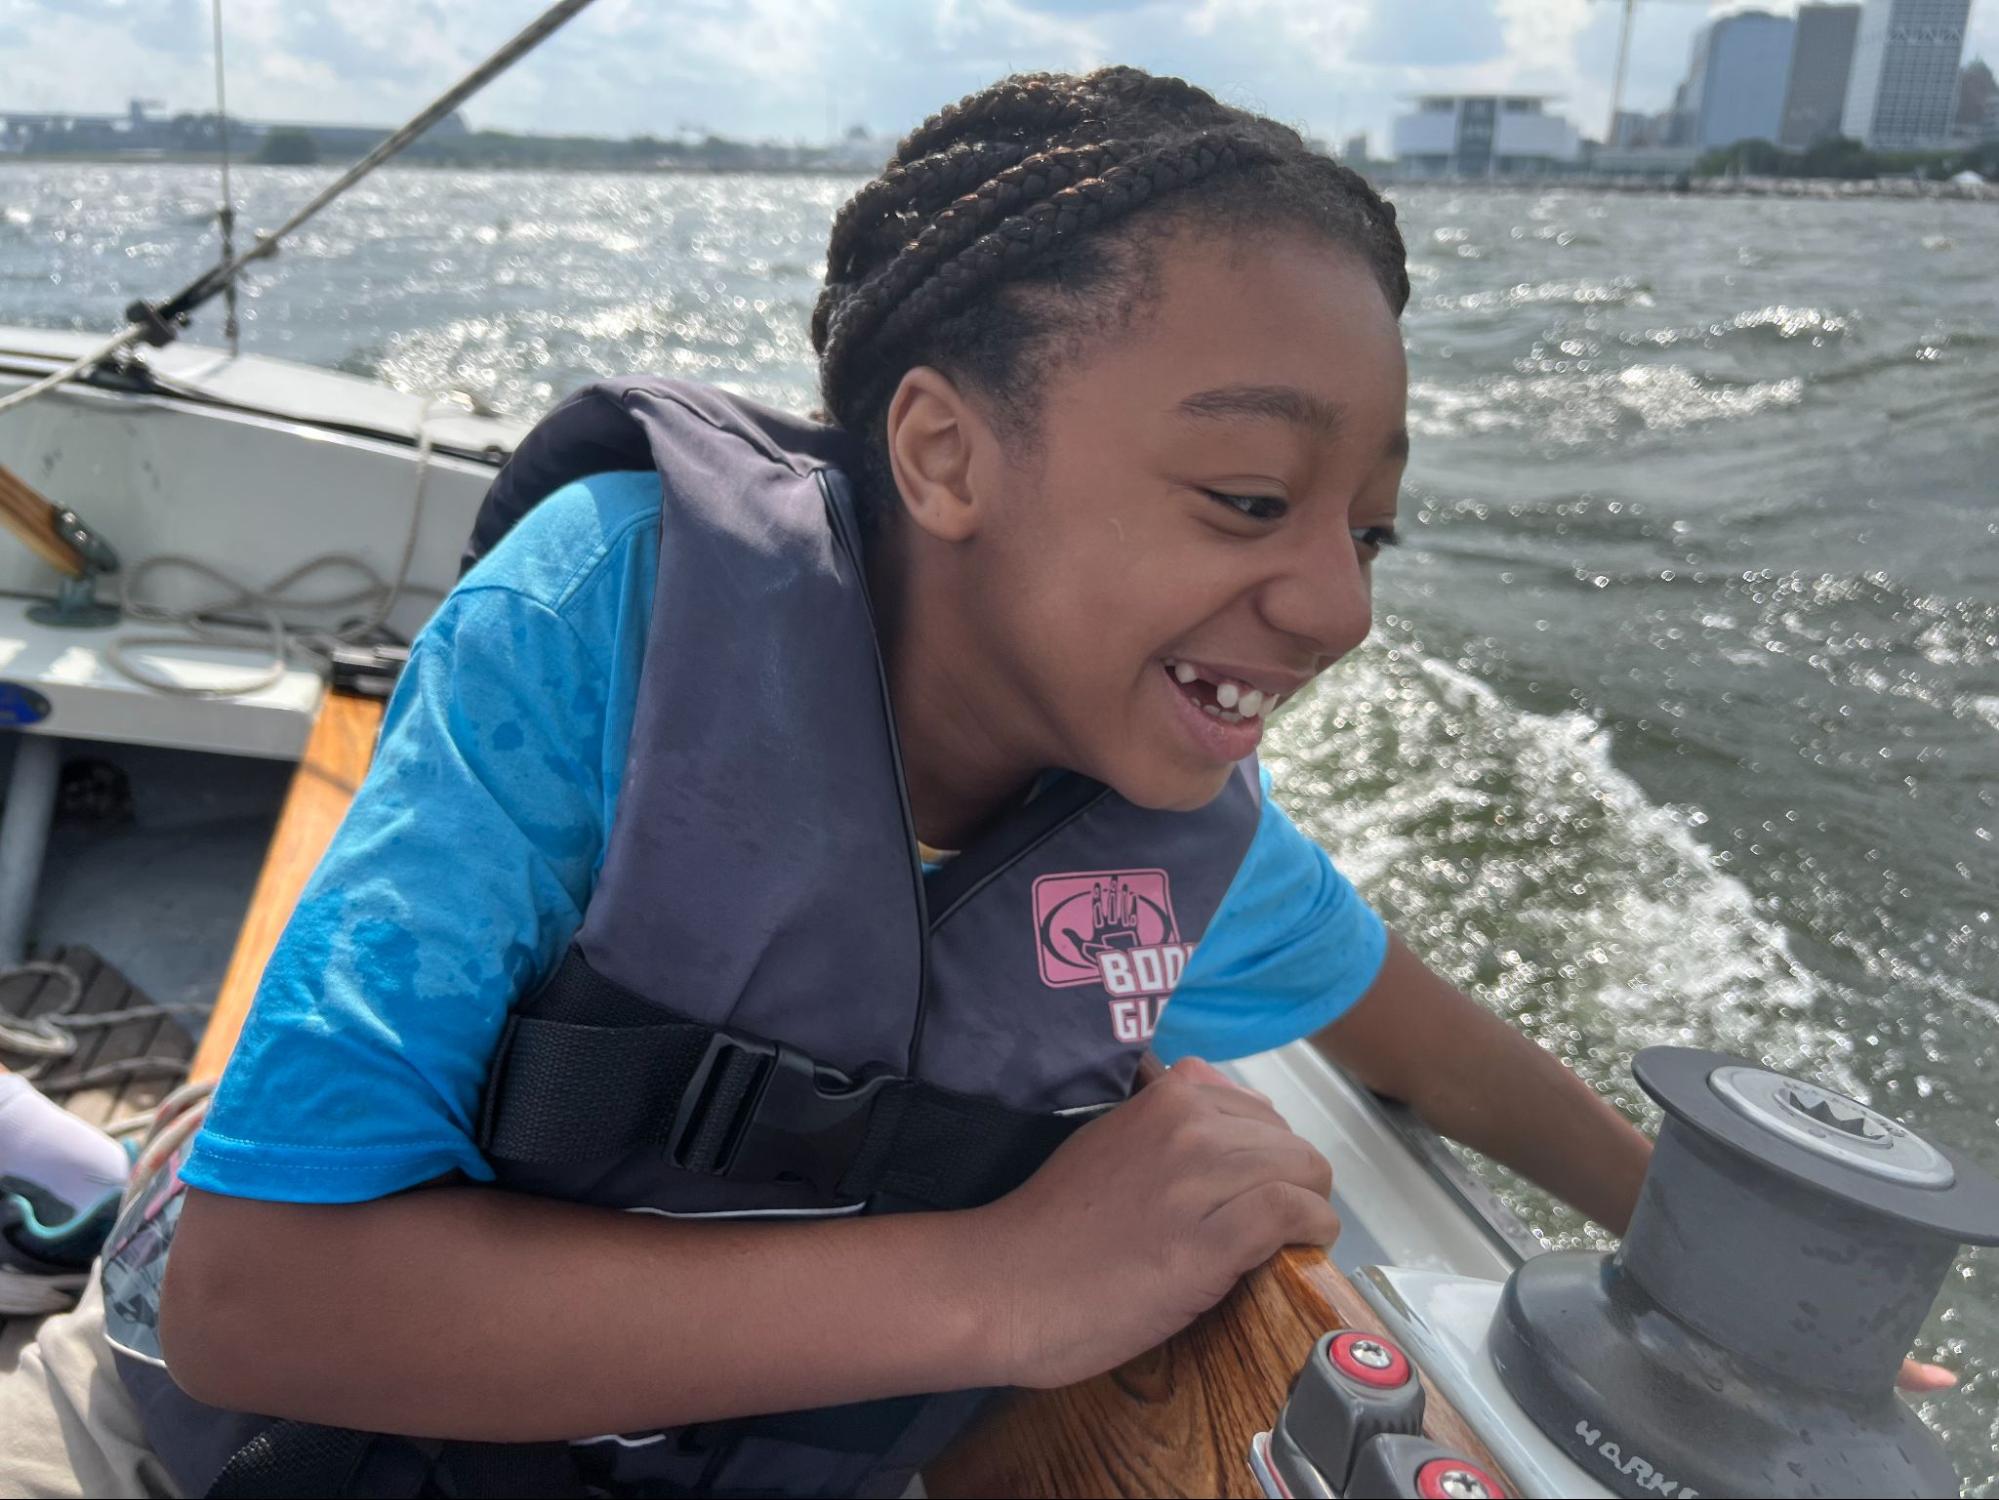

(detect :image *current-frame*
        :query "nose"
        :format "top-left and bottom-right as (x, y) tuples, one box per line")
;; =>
(1257, 516), (1374, 662)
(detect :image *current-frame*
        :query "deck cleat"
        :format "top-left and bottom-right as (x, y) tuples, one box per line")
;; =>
(1251, 1369), (1511, 1500)
(1346, 1436), (1508, 1498)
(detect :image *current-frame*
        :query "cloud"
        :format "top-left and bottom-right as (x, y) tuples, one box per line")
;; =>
(1351, 0), (1506, 68)
(4, 0), (1995, 151)
(1013, 0), (1158, 13)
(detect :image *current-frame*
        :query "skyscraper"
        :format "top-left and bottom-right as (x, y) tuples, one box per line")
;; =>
(1780, 5), (1863, 147)
(1959, 58), (1999, 136)
(1841, 0), (1974, 147)
(1681, 11), (1799, 150)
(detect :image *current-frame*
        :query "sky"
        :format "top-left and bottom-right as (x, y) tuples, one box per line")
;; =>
(2, 0), (1995, 152)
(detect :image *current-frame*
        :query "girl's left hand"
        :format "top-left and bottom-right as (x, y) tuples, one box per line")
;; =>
(1899, 1358), (1957, 1393)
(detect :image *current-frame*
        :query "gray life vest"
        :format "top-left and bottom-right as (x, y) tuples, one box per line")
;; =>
(108, 378), (1264, 1498)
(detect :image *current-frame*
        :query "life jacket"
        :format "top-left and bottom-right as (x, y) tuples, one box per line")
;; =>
(107, 378), (1264, 1498)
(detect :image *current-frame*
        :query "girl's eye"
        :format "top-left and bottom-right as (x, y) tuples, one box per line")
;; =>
(1351, 524), (1401, 559)
(1205, 490), (1288, 522)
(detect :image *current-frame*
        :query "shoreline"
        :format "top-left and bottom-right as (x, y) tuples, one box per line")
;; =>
(5, 155), (1993, 203)
(0, 153), (871, 177)
(1373, 173), (1997, 202)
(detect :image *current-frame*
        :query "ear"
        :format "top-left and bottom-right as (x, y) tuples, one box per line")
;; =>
(883, 366), (996, 543)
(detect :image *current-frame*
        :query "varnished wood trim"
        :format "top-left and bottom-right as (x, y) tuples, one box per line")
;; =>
(0, 462), (88, 578)
(190, 692), (383, 1083)
(926, 1244), (1509, 1498)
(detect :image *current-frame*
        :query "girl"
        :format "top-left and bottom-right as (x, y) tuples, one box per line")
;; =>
(3, 66), (1944, 1499)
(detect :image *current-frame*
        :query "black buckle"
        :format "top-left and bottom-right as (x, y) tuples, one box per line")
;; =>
(667, 1032), (893, 1199)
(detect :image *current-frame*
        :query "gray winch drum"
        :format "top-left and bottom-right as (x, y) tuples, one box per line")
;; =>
(1488, 1046), (1999, 1498)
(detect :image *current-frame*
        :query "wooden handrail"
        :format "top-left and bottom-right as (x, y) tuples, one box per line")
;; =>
(925, 1244), (1507, 1498)
(0, 462), (90, 578)
(190, 691), (384, 1083)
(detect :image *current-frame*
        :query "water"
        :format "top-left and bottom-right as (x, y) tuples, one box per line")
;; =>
(6, 164), (1998, 1484)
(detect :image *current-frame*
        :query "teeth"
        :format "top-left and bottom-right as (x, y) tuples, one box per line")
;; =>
(1201, 703), (1220, 716)
(1171, 661), (1283, 721)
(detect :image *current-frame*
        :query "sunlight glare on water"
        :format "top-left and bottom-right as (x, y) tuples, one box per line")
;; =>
(6, 163), (1997, 1489)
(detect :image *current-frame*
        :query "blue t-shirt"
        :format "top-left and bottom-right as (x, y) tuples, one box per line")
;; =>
(183, 471), (1388, 1204)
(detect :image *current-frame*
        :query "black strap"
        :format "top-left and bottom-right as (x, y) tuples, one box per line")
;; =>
(207, 1422), (588, 1499)
(206, 1423), (393, 1498)
(922, 770), (1109, 926)
(442, 1440), (591, 1498)
(478, 951), (1099, 1212)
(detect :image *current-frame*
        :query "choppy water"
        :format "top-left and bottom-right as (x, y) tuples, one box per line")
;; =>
(6, 164), (1998, 1485)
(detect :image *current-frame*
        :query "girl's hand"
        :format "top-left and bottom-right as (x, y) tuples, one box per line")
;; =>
(978, 1055), (1339, 1391)
(1898, 1358), (1957, 1393)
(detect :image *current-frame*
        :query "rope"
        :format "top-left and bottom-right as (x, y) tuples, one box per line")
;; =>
(0, 962), (81, 1060)
(0, 960), (201, 1099)
(0, 326), (151, 419)
(102, 402), (446, 698)
(211, 0), (240, 355)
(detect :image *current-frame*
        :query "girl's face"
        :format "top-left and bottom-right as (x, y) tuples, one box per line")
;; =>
(949, 227), (1409, 813)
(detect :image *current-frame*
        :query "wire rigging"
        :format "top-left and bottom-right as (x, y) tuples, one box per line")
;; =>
(211, 0), (239, 355)
(0, 0), (599, 417)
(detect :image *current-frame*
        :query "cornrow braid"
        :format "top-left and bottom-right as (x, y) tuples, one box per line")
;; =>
(819, 137), (1158, 385)
(823, 140), (1033, 288)
(814, 66), (1409, 529)
(845, 132), (1280, 408)
(892, 72), (1110, 166)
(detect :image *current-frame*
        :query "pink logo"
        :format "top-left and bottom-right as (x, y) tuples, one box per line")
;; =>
(1031, 867), (1193, 1003)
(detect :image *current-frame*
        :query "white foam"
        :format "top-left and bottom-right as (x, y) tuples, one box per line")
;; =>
(1268, 642), (1856, 1092)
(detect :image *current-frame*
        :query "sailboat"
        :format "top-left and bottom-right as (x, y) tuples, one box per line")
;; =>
(3, 4), (1994, 1496)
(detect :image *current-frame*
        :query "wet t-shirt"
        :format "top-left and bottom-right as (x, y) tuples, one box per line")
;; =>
(183, 472), (1388, 1203)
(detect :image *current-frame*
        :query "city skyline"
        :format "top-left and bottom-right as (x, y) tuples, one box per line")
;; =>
(1385, 1), (1987, 178)
(1, 0), (1993, 156)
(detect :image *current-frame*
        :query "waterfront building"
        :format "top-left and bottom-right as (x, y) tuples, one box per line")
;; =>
(1610, 110), (1652, 148)
(1660, 81), (1695, 146)
(1389, 96), (1581, 177)
(1960, 58), (1999, 136)
(1680, 10), (1799, 150)
(1841, 0), (1973, 147)
(1780, 5), (1863, 146)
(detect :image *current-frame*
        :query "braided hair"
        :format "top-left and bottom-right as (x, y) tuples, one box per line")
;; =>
(812, 67), (1410, 527)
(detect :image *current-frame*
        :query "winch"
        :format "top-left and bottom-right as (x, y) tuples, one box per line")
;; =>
(1253, 1046), (1999, 1498)
(1491, 1046), (1999, 1497)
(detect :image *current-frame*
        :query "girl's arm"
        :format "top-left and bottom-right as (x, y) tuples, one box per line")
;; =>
(1310, 929), (1653, 1233)
(162, 1058), (1342, 1435)
(163, 1184), (999, 1437)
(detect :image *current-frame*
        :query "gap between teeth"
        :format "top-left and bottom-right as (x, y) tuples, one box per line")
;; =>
(1167, 659), (1272, 719)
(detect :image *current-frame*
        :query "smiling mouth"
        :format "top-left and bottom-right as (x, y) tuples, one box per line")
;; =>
(1161, 659), (1283, 725)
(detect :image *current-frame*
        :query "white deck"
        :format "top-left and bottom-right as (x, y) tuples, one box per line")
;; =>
(0, 325), (525, 659)
(0, 325), (530, 456)
(0, 595), (325, 760)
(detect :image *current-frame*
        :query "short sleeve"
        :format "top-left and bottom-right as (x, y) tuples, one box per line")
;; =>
(182, 475), (658, 1203)
(1150, 774), (1388, 1064)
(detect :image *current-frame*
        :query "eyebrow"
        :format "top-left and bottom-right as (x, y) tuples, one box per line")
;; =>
(1176, 383), (1410, 461)
(1177, 384), (1346, 438)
